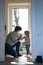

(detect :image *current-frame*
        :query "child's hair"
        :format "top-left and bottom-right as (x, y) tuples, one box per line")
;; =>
(24, 31), (30, 37)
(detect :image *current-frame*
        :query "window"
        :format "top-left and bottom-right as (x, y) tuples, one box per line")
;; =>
(12, 8), (29, 34)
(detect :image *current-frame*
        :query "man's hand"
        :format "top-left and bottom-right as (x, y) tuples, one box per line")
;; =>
(18, 35), (23, 40)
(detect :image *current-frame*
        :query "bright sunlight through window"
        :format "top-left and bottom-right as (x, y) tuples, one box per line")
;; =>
(12, 8), (29, 34)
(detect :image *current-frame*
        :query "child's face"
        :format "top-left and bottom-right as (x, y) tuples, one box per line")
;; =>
(25, 32), (29, 37)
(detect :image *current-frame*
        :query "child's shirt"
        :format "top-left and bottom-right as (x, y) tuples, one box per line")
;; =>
(25, 36), (30, 45)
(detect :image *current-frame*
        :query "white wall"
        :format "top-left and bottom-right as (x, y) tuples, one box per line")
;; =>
(32, 0), (43, 61)
(0, 0), (5, 61)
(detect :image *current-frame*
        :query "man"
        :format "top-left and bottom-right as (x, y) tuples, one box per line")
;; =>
(5, 26), (22, 57)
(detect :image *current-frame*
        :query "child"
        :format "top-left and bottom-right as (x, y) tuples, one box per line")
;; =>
(24, 31), (30, 55)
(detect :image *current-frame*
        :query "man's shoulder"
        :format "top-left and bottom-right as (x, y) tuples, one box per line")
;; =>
(9, 32), (13, 34)
(8, 32), (13, 36)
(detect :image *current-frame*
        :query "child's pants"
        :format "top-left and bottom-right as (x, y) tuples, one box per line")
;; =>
(26, 44), (30, 55)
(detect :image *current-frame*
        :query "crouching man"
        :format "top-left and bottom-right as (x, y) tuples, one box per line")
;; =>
(5, 26), (22, 57)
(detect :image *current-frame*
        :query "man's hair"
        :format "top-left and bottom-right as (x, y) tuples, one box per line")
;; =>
(15, 26), (22, 31)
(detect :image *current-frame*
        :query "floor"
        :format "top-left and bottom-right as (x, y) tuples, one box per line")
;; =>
(0, 55), (43, 65)
(0, 46), (33, 65)
(0, 52), (43, 65)
(5, 54), (32, 64)
(5, 46), (33, 64)
(0, 47), (43, 65)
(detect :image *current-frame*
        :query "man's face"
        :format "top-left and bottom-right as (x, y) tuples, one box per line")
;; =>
(17, 30), (21, 33)
(16, 31), (20, 34)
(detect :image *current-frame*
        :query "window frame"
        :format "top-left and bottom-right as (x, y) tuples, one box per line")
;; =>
(8, 3), (31, 33)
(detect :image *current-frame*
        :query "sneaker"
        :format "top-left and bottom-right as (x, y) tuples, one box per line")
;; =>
(17, 53), (22, 56)
(14, 55), (18, 58)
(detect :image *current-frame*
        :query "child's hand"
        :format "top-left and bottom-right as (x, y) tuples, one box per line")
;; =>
(20, 36), (25, 40)
(23, 36), (25, 38)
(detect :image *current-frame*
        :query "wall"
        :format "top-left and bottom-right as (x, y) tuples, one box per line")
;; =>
(32, 0), (43, 61)
(0, 0), (5, 61)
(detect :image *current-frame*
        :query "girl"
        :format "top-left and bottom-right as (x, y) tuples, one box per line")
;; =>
(24, 31), (30, 55)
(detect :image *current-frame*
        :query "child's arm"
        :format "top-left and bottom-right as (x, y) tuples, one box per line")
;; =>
(23, 36), (25, 38)
(19, 36), (25, 40)
(21, 36), (25, 40)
